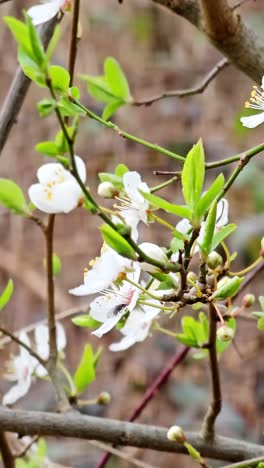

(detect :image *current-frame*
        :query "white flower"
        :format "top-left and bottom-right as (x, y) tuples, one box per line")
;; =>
(2, 323), (66, 405)
(138, 242), (168, 273)
(89, 264), (141, 338)
(97, 182), (118, 199)
(28, 0), (71, 26)
(109, 304), (160, 352)
(69, 245), (132, 296)
(240, 77), (264, 128)
(117, 171), (150, 231)
(28, 156), (86, 214)
(172, 198), (228, 261)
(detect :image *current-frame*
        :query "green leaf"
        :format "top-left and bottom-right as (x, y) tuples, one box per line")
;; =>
(104, 57), (131, 101)
(4, 16), (33, 59)
(69, 86), (80, 100)
(46, 24), (61, 61)
(252, 312), (264, 319)
(73, 344), (95, 394)
(212, 276), (244, 301)
(52, 254), (61, 277)
(176, 333), (197, 347)
(49, 65), (70, 93)
(257, 317), (264, 330)
(102, 99), (123, 120)
(80, 75), (115, 103)
(37, 98), (56, 117)
(182, 139), (205, 213)
(35, 141), (59, 156)
(0, 279), (14, 311)
(99, 172), (123, 190)
(197, 174), (225, 217)
(259, 296), (264, 311)
(170, 237), (184, 254)
(211, 224), (237, 251)
(18, 46), (46, 86)
(58, 96), (86, 116)
(199, 200), (217, 258)
(25, 13), (45, 67)
(100, 224), (136, 259)
(0, 179), (27, 215)
(72, 315), (101, 328)
(184, 442), (201, 461)
(181, 316), (199, 343)
(115, 164), (129, 177)
(140, 191), (191, 219)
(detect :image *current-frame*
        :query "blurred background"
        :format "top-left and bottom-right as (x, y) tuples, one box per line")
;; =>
(0, 0), (264, 466)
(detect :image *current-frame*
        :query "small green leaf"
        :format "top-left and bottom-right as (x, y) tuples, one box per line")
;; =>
(37, 98), (56, 117)
(252, 312), (264, 319)
(102, 99), (123, 120)
(104, 57), (131, 101)
(176, 333), (197, 347)
(211, 224), (237, 251)
(115, 164), (129, 177)
(0, 279), (14, 311)
(49, 65), (70, 93)
(69, 86), (80, 100)
(35, 141), (59, 156)
(4, 16), (33, 59)
(212, 276), (244, 301)
(197, 174), (225, 217)
(182, 139), (205, 213)
(170, 237), (184, 254)
(25, 13), (45, 67)
(46, 24), (61, 61)
(0, 179), (27, 215)
(199, 200), (217, 258)
(58, 96), (85, 116)
(80, 75), (115, 103)
(72, 315), (101, 328)
(184, 442), (201, 461)
(74, 344), (95, 394)
(140, 191), (191, 218)
(257, 317), (264, 330)
(259, 296), (264, 311)
(52, 254), (61, 277)
(99, 172), (123, 190)
(100, 224), (136, 259)
(18, 46), (46, 86)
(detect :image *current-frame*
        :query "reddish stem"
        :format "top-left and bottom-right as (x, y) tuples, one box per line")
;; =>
(96, 346), (189, 468)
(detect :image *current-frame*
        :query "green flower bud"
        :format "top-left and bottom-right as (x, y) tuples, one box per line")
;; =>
(97, 182), (119, 199)
(242, 293), (255, 308)
(217, 325), (235, 342)
(97, 392), (111, 405)
(167, 425), (186, 443)
(207, 251), (223, 270)
(212, 276), (244, 301)
(116, 223), (131, 237)
(187, 272), (197, 284)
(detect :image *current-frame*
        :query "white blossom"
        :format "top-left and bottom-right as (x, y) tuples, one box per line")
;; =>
(28, 156), (86, 214)
(138, 242), (168, 273)
(240, 77), (264, 128)
(28, 0), (71, 26)
(89, 264), (141, 338)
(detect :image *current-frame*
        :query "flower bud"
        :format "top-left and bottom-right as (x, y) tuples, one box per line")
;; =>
(212, 276), (244, 301)
(116, 223), (131, 237)
(217, 325), (234, 342)
(138, 242), (168, 273)
(187, 271), (197, 284)
(207, 251), (223, 271)
(98, 182), (119, 199)
(97, 392), (111, 405)
(242, 293), (255, 308)
(167, 425), (186, 443)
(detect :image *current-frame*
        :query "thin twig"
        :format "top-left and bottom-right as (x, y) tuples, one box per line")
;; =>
(89, 441), (156, 468)
(220, 455), (264, 468)
(200, 303), (222, 442)
(0, 326), (46, 366)
(68, 0), (81, 86)
(0, 432), (15, 468)
(14, 436), (39, 459)
(232, 0), (255, 10)
(133, 58), (229, 106)
(96, 347), (189, 468)
(0, 407), (264, 461)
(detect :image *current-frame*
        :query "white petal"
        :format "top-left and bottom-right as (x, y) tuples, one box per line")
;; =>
(216, 198), (228, 227)
(109, 335), (136, 352)
(2, 376), (32, 405)
(240, 112), (264, 128)
(56, 322), (67, 351)
(89, 294), (123, 323)
(28, 180), (82, 214)
(34, 324), (49, 360)
(176, 218), (192, 235)
(35, 363), (48, 378)
(261, 76), (264, 89)
(27, 2), (61, 25)
(75, 156), (86, 183)
(92, 309), (127, 338)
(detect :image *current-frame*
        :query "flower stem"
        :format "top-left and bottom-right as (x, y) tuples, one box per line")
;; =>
(138, 299), (177, 312)
(230, 256), (263, 276)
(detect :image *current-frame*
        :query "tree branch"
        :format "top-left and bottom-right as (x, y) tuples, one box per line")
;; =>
(152, 0), (264, 83)
(0, 408), (263, 462)
(133, 58), (229, 106)
(0, 18), (57, 154)
(220, 456), (264, 468)
(0, 432), (15, 468)
(200, 303), (222, 442)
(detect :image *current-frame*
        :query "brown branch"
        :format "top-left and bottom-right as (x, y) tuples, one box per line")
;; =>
(0, 407), (263, 462)
(0, 432), (15, 468)
(200, 303), (222, 442)
(0, 326), (46, 366)
(133, 58), (229, 106)
(152, 0), (264, 83)
(0, 18), (58, 154)
(68, 0), (81, 87)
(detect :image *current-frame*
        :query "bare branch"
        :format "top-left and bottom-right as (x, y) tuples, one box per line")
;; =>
(0, 432), (15, 468)
(133, 58), (229, 106)
(0, 325), (46, 366)
(0, 18), (57, 155)
(152, 0), (264, 83)
(0, 407), (263, 462)
(220, 455), (264, 468)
